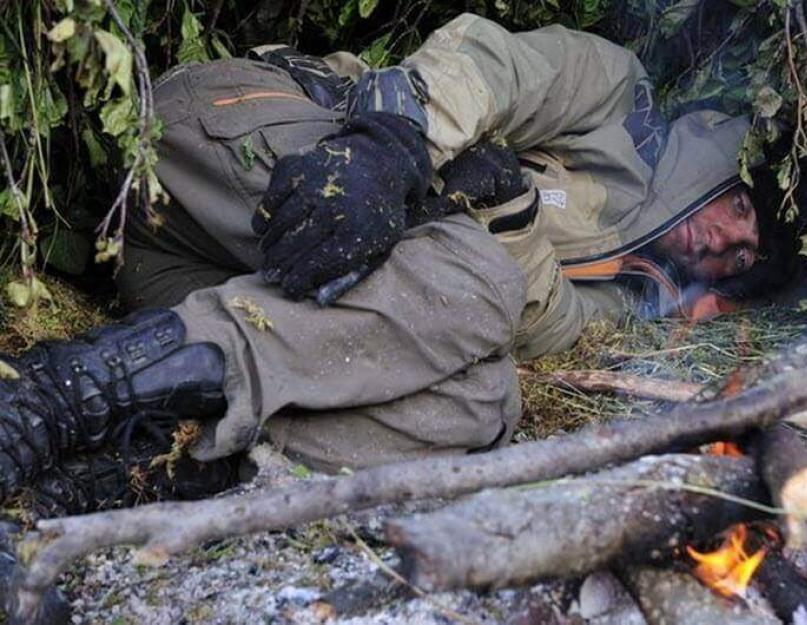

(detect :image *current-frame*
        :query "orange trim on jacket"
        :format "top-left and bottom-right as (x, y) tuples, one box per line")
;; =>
(213, 91), (310, 107)
(561, 255), (740, 321)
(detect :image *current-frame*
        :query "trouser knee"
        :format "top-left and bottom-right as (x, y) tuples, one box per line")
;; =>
(262, 356), (521, 472)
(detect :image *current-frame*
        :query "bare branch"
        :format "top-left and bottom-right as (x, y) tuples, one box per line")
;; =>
(522, 369), (704, 403)
(96, 0), (158, 267)
(385, 455), (764, 590)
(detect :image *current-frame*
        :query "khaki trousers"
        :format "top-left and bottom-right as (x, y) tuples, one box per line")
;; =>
(116, 58), (526, 471)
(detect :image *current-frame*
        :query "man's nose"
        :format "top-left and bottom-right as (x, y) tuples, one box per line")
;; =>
(706, 222), (758, 253)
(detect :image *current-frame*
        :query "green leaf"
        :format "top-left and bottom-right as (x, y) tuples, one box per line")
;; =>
(81, 127), (108, 167)
(0, 360), (19, 381)
(210, 36), (231, 60)
(338, 0), (357, 27)
(47, 17), (76, 43)
(753, 86), (783, 119)
(177, 4), (210, 64)
(94, 30), (133, 96)
(99, 97), (136, 137)
(0, 84), (13, 121)
(240, 135), (255, 170)
(0, 188), (20, 220)
(359, 33), (392, 69)
(42, 230), (92, 275)
(359, 0), (380, 19)
(738, 128), (764, 187)
(777, 156), (793, 191)
(43, 85), (68, 127)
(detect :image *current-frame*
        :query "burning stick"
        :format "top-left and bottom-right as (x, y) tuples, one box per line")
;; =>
(622, 566), (780, 625)
(687, 524), (766, 598)
(757, 423), (807, 549)
(521, 369), (704, 403)
(385, 454), (766, 591)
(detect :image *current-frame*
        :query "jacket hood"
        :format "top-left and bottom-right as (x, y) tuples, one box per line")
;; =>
(525, 111), (753, 268)
(624, 110), (751, 254)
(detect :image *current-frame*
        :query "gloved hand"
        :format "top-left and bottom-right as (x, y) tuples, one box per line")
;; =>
(253, 111), (431, 301)
(406, 140), (526, 228)
(314, 140), (526, 304)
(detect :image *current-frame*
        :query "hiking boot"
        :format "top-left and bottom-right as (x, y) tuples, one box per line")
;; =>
(24, 437), (241, 518)
(1, 436), (240, 625)
(0, 308), (227, 502)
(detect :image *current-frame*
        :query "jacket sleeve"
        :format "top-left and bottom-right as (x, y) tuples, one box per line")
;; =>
(402, 13), (649, 166)
(514, 266), (638, 361)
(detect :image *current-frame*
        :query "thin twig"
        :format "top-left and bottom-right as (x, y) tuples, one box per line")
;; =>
(521, 368), (704, 403)
(0, 128), (35, 282)
(205, 0), (226, 31)
(97, 0), (157, 267)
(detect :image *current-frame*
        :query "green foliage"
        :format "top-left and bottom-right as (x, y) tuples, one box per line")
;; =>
(0, 0), (805, 306)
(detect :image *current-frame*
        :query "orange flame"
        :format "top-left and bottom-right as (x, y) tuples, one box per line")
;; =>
(687, 524), (766, 597)
(707, 441), (744, 457)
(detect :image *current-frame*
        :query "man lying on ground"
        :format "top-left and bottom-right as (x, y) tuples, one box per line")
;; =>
(0, 13), (803, 622)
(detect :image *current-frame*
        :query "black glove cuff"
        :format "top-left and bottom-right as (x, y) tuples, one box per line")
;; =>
(339, 111), (432, 200)
(347, 66), (430, 133)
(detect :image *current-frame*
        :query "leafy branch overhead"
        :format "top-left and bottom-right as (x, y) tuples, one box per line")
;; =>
(0, 0), (805, 305)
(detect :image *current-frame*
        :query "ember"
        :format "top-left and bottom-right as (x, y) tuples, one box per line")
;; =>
(687, 524), (766, 598)
(707, 441), (744, 457)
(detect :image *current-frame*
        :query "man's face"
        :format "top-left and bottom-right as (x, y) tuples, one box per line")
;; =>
(651, 185), (759, 283)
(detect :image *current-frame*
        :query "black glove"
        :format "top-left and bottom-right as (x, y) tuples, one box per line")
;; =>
(406, 140), (526, 228)
(253, 111), (431, 301)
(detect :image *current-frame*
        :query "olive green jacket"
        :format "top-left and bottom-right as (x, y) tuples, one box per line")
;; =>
(313, 14), (750, 359)
(397, 14), (750, 359)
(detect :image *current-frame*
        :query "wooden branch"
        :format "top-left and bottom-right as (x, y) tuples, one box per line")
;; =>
(11, 364), (807, 621)
(524, 369), (704, 403)
(385, 455), (766, 590)
(757, 423), (807, 549)
(755, 550), (807, 624)
(621, 566), (780, 625)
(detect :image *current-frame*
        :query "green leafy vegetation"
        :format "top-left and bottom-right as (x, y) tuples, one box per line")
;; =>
(0, 0), (804, 306)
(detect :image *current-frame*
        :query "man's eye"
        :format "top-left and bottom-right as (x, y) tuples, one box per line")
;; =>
(733, 196), (747, 216)
(736, 248), (752, 272)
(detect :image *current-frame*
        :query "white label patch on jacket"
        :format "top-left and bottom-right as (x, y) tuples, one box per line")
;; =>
(540, 189), (567, 210)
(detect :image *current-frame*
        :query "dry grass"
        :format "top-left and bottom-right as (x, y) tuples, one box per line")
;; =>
(516, 307), (807, 441)
(0, 273), (111, 356)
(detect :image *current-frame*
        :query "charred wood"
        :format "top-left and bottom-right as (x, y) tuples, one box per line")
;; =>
(385, 455), (766, 591)
(755, 550), (807, 624)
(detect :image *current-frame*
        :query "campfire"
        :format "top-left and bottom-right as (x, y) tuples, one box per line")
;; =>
(687, 523), (766, 599)
(687, 442), (767, 600)
(384, 343), (807, 625)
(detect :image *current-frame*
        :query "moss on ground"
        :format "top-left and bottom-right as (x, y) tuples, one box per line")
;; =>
(0, 272), (111, 356)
